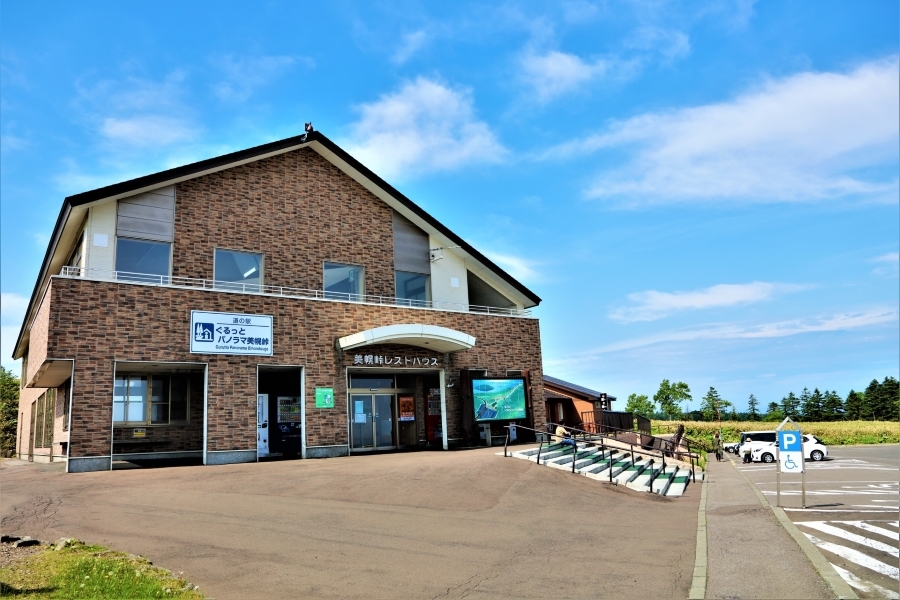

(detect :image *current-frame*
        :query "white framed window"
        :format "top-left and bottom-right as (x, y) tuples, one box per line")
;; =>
(324, 262), (364, 300)
(395, 271), (430, 305)
(214, 248), (264, 292)
(114, 374), (190, 425)
(115, 238), (172, 283)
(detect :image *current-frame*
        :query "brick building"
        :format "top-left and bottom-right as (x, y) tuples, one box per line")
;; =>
(13, 130), (544, 472)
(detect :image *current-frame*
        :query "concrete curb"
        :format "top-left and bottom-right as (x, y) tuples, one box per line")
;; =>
(725, 455), (858, 600)
(688, 473), (708, 599)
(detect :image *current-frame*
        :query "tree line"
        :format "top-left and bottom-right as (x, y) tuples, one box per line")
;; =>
(624, 376), (899, 422)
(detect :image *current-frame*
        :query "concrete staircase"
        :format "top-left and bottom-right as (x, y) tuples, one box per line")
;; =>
(502, 442), (699, 497)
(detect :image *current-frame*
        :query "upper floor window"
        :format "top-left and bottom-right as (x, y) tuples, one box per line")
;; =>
(395, 271), (430, 305)
(115, 238), (171, 283)
(324, 263), (364, 300)
(67, 232), (85, 270)
(214, 249), (263, 292)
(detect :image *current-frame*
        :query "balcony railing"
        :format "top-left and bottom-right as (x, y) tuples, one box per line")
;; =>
(59, 266), (533, 318)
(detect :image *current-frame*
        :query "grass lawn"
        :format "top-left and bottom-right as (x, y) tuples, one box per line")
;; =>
(0, 540), (203, 599)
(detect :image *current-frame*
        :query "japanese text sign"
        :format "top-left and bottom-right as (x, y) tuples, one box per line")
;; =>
(315, 388), (335, 409)
(190, 310), (273, 356)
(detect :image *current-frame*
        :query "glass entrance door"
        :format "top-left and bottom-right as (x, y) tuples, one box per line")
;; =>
(374, 394), (394, 448)
(351, 394), (396, 450)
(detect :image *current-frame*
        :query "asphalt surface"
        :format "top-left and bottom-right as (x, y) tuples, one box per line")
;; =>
(704, 456), (833, 599)
(1, 447), (701, 599)
(733, 445), (900, 599)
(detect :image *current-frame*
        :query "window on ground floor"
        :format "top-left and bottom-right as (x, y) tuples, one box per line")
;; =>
(114, 374), (190, 426)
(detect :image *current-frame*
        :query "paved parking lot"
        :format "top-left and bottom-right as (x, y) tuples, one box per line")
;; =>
(2, 447), (700, 600)
(734, 445), (899, 599)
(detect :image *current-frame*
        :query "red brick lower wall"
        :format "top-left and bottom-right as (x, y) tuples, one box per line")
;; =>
(40, 278), (543, 458)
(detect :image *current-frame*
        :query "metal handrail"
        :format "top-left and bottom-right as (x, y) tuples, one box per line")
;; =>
(503, 424), (698, 484)
(59, 266), (533, 318)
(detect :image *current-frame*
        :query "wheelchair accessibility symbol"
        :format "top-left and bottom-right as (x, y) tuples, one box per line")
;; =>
(784, 456), (798, 470)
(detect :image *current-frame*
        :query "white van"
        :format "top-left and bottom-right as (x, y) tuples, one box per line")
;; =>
(751, 434), (828, 463)
(725, 430), (777, 454)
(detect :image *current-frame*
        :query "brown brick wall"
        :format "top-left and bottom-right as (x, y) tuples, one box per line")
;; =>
(173, 148), (395, 297)
(26, 280), (52, 384)
(45, 277), (543, 458)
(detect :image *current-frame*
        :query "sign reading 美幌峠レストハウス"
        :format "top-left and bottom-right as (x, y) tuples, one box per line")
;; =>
(190, 310), (273, 355)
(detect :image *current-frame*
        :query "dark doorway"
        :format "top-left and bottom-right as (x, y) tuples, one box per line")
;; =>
(257, 366), (303, 459)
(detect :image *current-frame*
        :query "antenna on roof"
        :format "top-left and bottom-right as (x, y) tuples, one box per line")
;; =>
(300, 122), (314, 142)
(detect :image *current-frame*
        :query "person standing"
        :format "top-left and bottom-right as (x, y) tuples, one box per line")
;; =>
(713, 431), (724, 462)
(742, 437), (753, 463)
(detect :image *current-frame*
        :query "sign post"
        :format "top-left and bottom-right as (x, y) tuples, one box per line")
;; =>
(775, 417), (805, 508)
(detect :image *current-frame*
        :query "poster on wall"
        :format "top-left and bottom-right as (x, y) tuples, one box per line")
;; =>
(472, 378), (527, 422)
(399, 395), (415, 421)
(190, 310), (273, 355)
(315, 388), (335, 409)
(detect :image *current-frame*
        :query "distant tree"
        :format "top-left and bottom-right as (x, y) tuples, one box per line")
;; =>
(747, 394), (760, 420)
(781, 392), (800, 417)
(864, 379), (883, 420)
(870, 377), (900, 421)
(700, 387), (731, 421)
(728, 407), (738, 421)
(624, 393), (656, 419)
(0, 367), (20, 457)
(802, 388), (824, 421)
(764, 401), (784, 422)
(821, 391), (844, 421)
(654, 379), (692, 420)
(881, 376), (900, 421)
(844, 390), (869, 420)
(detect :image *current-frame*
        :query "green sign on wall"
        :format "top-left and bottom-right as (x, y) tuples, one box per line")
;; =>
(315, 387), (335, 409)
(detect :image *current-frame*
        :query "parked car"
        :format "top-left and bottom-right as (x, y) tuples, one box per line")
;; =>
(726, 430), (777, 454)
(751, 434), (829, 463)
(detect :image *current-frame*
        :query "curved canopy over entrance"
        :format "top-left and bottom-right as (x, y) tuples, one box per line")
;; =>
(337, 324), (475, 353)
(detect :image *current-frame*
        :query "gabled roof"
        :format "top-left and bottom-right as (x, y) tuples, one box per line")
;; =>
(543, 375), (615, 402)
(14, 130), (541, 359)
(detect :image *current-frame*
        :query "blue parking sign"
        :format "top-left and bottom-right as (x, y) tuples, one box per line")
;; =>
(778, 430), (802, 452)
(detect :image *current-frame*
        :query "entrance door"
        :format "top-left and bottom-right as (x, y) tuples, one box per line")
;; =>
(350, 394), (395, 450)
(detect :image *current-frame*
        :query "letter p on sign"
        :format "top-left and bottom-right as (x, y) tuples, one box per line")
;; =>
(778, 431), (801, 452)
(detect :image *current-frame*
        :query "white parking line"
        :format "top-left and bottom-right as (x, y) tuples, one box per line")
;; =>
(803, 533), (900, 579)
(841, 521), (900, 541)
(831, 563), (900, 600)
(797, 522), (899, 557)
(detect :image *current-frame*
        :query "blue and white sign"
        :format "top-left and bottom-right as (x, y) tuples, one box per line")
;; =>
(777, 430), (804, 473)
(190, 310), (273, 355)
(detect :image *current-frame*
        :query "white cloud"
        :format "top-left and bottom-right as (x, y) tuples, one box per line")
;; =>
(1, 292), (29, 371)
(561, 308), (898, 360)
(212, 54), (309, 102)
(342, 77), (506, 180)
(871, 251), (899, 277)
(481, 250), (541, 284)
(76, 71), (200, 149)
(626, 26), (691, 63)
(519, 50), (613, 104)
(610, 281), (808, 323)
(561, 0), (600, 23)
(100, 115), (196, 148)
(393, 31), (429, 64)
(546, 57), (900, 203)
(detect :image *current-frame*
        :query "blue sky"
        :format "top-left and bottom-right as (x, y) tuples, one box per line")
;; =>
(1, 1), (897, 412)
